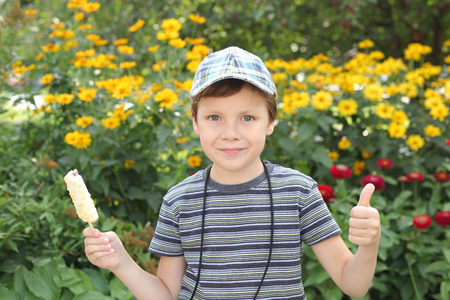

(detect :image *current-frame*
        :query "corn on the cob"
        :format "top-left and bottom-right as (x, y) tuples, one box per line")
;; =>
(64, 169), (98, 226)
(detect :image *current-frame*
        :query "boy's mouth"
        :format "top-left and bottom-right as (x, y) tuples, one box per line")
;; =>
(220, 148), (244, 155)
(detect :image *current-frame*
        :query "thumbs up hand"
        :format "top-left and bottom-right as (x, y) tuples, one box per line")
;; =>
(348, 184), (381, 247)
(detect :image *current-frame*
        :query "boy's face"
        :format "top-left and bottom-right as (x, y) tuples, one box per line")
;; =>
(192, 86), (275, 183)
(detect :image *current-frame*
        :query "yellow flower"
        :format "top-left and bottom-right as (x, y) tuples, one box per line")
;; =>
(79, 24), (92, 30)
(161, 18), (182, 33)
(154, 88), (178, 110)
(152, 61), (166, 72)
(82, 2), (101, 13)
(101, 117), (121, 129)
(376, 102), (395, 119)
(185, 37), (204, 45)
(25, 9), (38, 15)
(404, 43), (432, 61)
(338, 138), (352, 150)
(188, 14), (206, 24)
(406, 134), (425, 151)
(311, 90), (333, 111)
(112, 81), (133, 100)
(56, 93), (74, 105)
(337, 98), (358, 116)
(391, 110), (409, 124)
(398, 82), (418, 98)
(282, 92), (310, 114)
(186, 45), (210, 60)
(36, 53), (45, 61)
(169, 38), (186, 49)
(128, 19), (145, 32)
(388, 122), (406, 138)
(86, 34), (101, 42)
(174, 79), (193, 92)
(78, 87), (97, 102)
(76, 116), (93, 128)
(148, 45), (159, 52)
(124, 160), (135, 169)
(118, 45), (134, 54)
(363, 84), (383, 101)
(328, 151), (340, 162)
(44, 94), (56, 104)
(40, 74), (54, 85)
(188, 155), (202, 167)
(113, 38), (128, 45)
(64, 130), (92, 149)
(424, 125), (441, 137)
(358, 39), (374, 49)
(157, 31), (179, 40)
(74, 12), (84, 21)
(272, 72), (288, 85)
(177, 137), (191, 144)
(186, 60), (201, 73)
(120, 61), (137, 69)
(429, 103), (449, 121)
(361, 149), (373, 159)
(352, 161), (365, 176)
(41, 42), (61, 53)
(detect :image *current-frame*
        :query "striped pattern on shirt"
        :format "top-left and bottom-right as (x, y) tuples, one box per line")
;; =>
(149, 162), (341, 300)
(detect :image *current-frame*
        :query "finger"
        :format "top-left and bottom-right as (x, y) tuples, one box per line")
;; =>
(83, 227), (101, 238)
(357, 183), (375, 207)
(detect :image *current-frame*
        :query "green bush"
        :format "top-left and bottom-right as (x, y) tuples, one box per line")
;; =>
(1, 1), (450, 299)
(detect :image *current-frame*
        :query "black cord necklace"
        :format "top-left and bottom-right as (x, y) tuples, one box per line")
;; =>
(190, 160), (274, 300)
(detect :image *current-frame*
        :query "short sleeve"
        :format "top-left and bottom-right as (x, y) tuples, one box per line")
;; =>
(299, 183), (341, 246)
(148, 197), (184, 256)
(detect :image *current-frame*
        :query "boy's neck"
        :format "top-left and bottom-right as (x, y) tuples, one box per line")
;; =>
(209, 159), (265, 185)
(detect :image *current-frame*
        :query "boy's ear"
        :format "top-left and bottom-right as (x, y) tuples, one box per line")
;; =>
(266, 120), (275, 136)
(192, 117), (199, 135)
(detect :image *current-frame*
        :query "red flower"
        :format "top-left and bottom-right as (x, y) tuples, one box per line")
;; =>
(406, 171), (425, 182)
(376, 158), (393, 170)
(413, 214), (432, 230)
(318, 184), (336, 204)
(330, 164), (352, 179)
(446, 139), (450, 146)
(360, 174), (385, 191)
(433, 172), (450, 183)
(434, 211), (450, 228)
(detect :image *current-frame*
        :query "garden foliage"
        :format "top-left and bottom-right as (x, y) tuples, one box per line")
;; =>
(1, 1), (450, 299)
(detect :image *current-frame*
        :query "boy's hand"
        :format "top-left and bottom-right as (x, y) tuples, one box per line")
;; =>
(83, 227), (126, 271)
(348, 184), (381, 247)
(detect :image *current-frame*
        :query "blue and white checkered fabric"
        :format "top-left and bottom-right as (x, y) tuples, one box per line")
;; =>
(190, 47), (277, 99)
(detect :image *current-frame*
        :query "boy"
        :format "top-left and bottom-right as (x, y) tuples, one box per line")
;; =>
(84, 47), (381, 299)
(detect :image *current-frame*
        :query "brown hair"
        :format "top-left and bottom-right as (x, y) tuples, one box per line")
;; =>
(191, 79), (277, 122)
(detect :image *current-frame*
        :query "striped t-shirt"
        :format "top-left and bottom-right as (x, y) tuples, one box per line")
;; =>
(149, 162), (341, 299)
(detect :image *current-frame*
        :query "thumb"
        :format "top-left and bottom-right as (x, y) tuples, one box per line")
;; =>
(358, 183), (375, 207)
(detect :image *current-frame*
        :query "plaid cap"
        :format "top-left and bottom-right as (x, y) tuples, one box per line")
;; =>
(190, 46), (277, 99)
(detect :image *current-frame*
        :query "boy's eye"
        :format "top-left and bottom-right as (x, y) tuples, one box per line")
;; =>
(208, 115), (220, 121)
(242, 115), (254, 121)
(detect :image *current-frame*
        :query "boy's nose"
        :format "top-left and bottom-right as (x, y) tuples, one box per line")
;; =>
(221, 122), (240, 140)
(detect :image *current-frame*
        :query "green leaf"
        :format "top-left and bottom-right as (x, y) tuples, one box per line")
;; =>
(81, 269), (109, 295)
(127, 186), (146, 200)
(278, 137), (298, 153)
(64, 269), (95, 296)
(316, 115), (337, 133)
(73, 291), (109, 300)
(425, 260), (449, 273)
(13, 265), (27, 298)
(23, 266), (59, 300)
(296, 123), (316, 143)
(443, 248), (450, 263)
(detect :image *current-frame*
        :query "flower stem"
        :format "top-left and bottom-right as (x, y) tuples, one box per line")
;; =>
(406, 256), (421, 300)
